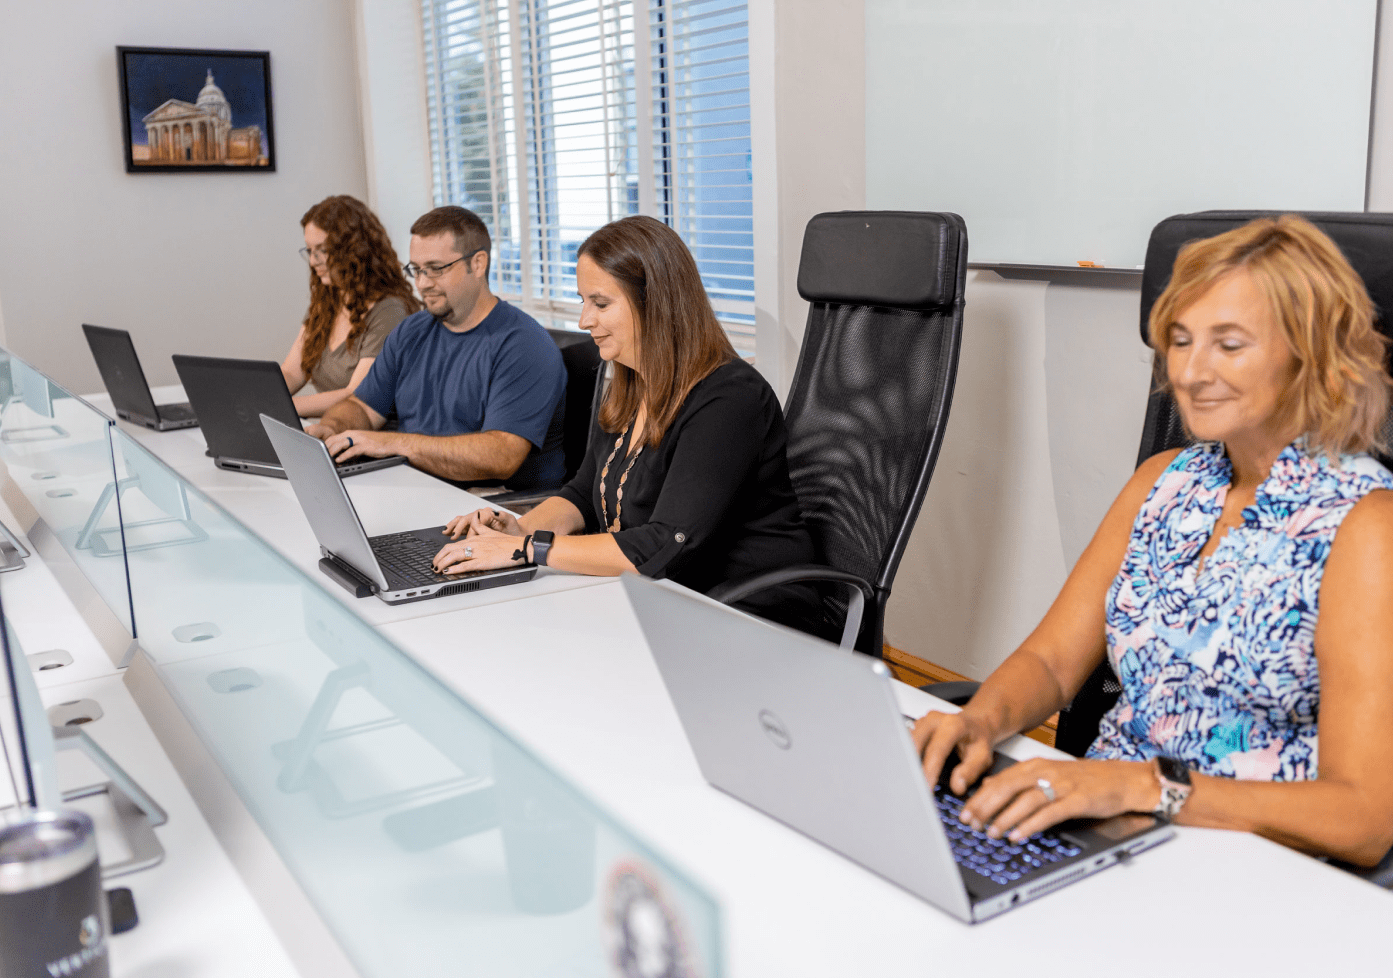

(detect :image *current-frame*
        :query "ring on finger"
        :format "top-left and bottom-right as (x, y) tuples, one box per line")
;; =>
(346, 436), (354, 448)
(464, 546), (473, 558)
(1036, 778), (1056, 803)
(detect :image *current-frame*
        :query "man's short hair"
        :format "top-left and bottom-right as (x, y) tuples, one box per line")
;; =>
(410, 206), (491, 275)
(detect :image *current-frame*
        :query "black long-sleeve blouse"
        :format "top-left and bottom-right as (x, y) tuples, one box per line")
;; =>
(556, 358), (817, 625)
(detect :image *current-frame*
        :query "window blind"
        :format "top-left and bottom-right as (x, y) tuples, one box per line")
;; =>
(421, 0), (754, 353)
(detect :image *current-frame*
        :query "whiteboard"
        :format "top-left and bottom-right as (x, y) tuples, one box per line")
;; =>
(866, 0), (1377, 268)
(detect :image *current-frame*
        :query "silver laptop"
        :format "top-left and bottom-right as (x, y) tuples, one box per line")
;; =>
(261, 415), (536, 604)
(623, 576), (1173, 923)
(82, 324), (198, 431)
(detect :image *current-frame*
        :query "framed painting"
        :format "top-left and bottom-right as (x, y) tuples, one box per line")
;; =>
(117, 46), (276, 173)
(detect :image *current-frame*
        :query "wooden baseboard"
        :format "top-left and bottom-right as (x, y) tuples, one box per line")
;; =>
(882, 644), (1058, 749)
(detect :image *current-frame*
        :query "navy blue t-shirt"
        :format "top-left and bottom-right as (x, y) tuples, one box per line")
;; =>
(353, 300), (566, 489)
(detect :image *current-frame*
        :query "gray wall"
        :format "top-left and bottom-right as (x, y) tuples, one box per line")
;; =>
(0, 0), (370, 393)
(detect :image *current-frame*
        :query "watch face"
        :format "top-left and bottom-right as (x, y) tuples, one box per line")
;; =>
(1157, 756), (1191, 785)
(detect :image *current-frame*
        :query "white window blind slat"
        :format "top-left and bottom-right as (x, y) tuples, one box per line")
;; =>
(423, 0), (753, 354)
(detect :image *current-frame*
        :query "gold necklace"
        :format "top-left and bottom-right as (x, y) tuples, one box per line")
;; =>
(599, 424), (643, 531)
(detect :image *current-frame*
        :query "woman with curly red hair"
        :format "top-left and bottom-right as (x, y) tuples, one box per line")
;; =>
(281, 195), (420, 417)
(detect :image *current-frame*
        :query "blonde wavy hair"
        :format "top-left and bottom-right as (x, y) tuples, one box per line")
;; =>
(1149, 215), (1391, 458)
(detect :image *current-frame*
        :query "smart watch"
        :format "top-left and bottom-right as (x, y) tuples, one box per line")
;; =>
(530, 530), (555, 567)
(1152, 756), (1192, 821)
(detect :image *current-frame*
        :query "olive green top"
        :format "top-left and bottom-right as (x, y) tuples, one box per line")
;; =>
(308, 296), (411, 393)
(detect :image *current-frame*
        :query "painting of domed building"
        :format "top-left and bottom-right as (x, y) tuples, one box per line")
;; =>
(118, 47), (275, 172)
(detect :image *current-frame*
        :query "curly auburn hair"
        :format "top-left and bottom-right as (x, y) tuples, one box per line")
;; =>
(1149, 214), (1391, 458)
(300, 196), (419, 375)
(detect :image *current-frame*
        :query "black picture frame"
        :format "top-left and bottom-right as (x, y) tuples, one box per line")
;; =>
(117, 46), (276, 174)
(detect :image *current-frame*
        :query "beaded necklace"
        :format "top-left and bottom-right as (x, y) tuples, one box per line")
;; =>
(598, 424), (644, 531)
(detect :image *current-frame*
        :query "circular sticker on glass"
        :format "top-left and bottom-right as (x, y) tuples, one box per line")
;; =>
(605, 861), (695, 978)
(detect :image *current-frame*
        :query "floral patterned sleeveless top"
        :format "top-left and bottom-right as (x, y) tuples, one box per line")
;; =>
(1088, 439), (1393, 780)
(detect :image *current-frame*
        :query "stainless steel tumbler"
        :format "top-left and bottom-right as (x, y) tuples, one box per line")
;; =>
(0, 810), (109, 978)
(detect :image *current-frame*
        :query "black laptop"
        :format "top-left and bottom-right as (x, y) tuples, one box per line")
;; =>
(171, 355), (406, 479)
(82, 324), (198, 430)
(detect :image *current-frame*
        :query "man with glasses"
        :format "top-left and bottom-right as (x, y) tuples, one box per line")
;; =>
(307, 206), (566, 490)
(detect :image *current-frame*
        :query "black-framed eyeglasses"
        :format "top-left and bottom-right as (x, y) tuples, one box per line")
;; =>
(299, 246), (329, 265)
(404, 249), (483, 280)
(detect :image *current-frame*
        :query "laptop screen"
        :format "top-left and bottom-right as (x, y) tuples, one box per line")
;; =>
(82, 325), (160, 420)
(172, 355), (301, 464)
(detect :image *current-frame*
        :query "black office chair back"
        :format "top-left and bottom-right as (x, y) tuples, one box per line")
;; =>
(546, 328), (604, 482)
(785, 211), (968, 652)
(1056, 210), (1393, 756)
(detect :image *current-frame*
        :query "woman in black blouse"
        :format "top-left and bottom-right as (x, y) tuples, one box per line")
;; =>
(432, 215), (817, 626)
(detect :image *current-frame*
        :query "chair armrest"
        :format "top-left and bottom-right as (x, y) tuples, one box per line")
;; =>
(1331, 845), (1393, 890)
(707, 564), (874, 651)
(919, 680), (979, 707)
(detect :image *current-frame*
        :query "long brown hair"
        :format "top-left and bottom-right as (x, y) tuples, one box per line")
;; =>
(579, 216), (734, 447)
(300, 196), (419, 374)
(1149, 215), (1391, 457)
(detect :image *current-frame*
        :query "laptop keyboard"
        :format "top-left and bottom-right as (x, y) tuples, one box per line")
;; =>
(371, 532), (456, 587)
(935, 787), (1082, 886)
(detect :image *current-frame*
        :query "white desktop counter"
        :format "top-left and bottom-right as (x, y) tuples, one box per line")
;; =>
(1, 382), (1384, 977)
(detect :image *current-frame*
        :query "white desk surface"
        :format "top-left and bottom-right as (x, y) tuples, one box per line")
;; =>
(0, 508), (297, 978)
(85, 388), (609, 628)
(68, 386), (1393, 976)
(382, 581), (1392, 977)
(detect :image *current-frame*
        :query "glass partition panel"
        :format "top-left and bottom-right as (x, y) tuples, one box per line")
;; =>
(0, 351), (135, 638)
(112, 430), (721, 976)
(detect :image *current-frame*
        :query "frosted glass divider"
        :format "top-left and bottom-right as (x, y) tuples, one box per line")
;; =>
(0, 349), (136, 639)
(110, 429), (722, 977)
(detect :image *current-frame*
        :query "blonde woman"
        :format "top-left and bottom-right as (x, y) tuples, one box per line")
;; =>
(916, 216), (1393, 866)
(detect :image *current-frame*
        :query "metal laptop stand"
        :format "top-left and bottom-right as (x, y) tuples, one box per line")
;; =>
(273, 662), (484, 819)
(53, 724), (167, 878)
(0, 395), (66, 443)
(75, 475), (207, 557)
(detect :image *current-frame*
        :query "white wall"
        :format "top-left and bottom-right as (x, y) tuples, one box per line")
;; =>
(0, 0), (370, 393)
(883, 276), (1153, 678)
(353, 0), (435, 263)
(874, 0), (1393, 678)
(750, 0), (866, 399)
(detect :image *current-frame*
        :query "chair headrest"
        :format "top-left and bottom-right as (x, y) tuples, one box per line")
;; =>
(1140, 211), (1393, 346)
(797, 211), (967, 311)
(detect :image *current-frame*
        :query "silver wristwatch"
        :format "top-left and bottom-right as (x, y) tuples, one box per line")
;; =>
(1152, 756), (1192, 821)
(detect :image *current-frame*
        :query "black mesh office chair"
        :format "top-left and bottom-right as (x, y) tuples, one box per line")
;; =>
(708, 211), (969, 655)
(925, 212), (1393, 770)
(485, 328), (603, 510)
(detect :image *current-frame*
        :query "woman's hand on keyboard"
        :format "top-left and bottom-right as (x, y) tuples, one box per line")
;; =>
(960, 757), (1158, 843)
(434, 520), (528, 574)
(444, 508), (522, 539)
(913, 711), (997, 797)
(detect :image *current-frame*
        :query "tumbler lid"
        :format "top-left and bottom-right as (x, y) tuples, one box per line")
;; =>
(0, 809), (97, 893)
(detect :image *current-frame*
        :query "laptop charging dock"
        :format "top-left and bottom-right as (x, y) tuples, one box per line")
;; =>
(319, 556), (376, 599)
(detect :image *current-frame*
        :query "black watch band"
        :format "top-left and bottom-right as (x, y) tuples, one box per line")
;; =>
(531, 530), (555, 567)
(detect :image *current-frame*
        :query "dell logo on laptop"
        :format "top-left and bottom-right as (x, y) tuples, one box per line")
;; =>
(758, 709), (791, 750)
